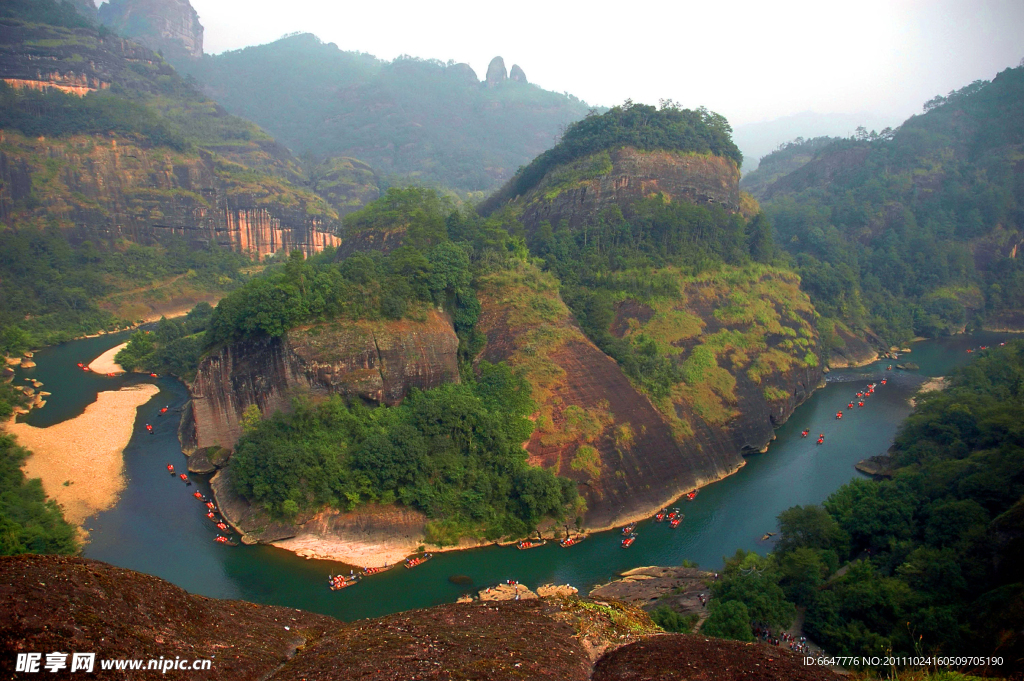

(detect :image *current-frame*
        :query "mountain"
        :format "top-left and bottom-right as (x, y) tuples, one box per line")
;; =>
(733, 110), (901, 175)
(98, 0), (203, 63)
(184, 33), (595, 193)
(756, 64), (1024, 349)
(739, 136), (839, 199)
(180, 103), (822, 555)
(0, 1), (373, 348)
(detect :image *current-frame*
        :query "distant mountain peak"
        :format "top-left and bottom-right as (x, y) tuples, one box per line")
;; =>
(98, 0), (204, 62)
(485, 56), (507, 86)
(509, 64), (527, 84)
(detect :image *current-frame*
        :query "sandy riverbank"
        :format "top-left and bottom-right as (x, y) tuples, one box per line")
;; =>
(6, 384), (159, 527)
(272, 532), (493, 569)
(909, 376), (947, 408)
(88, 343), (129, 375)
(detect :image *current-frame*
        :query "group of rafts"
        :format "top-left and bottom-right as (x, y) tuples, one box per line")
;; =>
(800, 372), (892, 445)
(327, 554), (435, 590)
(76, 362), (158, 379)
(166, 463), (237, 546)
(554, 490), (699, 551)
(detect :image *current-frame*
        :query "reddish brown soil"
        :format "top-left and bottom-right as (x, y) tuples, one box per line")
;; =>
(0, 555), (336, 680)
(0, 556), (849, 681)
(274, 600), (591, 681)
(592, 634), (845, 681)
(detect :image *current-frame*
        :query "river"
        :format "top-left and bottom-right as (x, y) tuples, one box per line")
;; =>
(9, 332), (1010, 622)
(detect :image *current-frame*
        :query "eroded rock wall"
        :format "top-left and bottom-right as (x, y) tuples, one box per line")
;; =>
(186, 309), (460, 452)
(98, 0), (204, 62)
(0, 134), (340, 258)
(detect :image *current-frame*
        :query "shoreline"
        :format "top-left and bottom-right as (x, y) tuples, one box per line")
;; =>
(233, 372), (821, 568)
(6, 384), (160, 528)
(88, 342), (128, 375)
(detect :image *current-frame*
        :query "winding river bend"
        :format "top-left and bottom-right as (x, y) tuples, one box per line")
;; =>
(10, 332), (1010, 622)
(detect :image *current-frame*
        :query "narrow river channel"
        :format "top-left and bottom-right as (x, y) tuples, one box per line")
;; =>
(10, 331), (1010, 622)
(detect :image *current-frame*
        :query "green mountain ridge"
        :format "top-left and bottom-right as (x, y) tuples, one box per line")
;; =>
(752, 64), (1024, 347)
(184, 33), (596, 194)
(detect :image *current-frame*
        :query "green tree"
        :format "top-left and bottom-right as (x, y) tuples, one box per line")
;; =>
(701, 600), (754, 641)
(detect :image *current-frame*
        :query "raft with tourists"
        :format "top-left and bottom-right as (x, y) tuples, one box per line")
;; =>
(517, 539), (547, 550)
(559, 534), (586, 548)
(405, 553), (433, 569)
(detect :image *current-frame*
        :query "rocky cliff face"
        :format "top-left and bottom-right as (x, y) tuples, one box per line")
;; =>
(474, 262), (822, 529)
(485, 147), (741, 236)
(185, 309), (460, 452)
(0, 555), (845, 681)
(98, 0), (204, 63)
(0, 132), (340, 258)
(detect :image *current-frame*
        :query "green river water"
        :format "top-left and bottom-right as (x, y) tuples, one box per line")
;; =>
(11, 331), (1011, 622)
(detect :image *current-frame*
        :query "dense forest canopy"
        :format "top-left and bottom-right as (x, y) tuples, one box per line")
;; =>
(0, 228), (249, 355)
(231, 363), (579, 543)
(480, 101), (743, 212)
(758, 65), (1024, 347)
(704, 342), (1024, 669)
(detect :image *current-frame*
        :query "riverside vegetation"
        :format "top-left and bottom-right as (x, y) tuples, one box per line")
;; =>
(694, 341), (1024, 669)
(0, 385), (78, 556)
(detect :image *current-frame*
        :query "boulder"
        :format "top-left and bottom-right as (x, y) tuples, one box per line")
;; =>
(186, 447), (217, 474)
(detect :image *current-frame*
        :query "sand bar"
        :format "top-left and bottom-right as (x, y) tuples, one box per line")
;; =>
(7, 383), (159, 526)
(88, 342), (129, 375)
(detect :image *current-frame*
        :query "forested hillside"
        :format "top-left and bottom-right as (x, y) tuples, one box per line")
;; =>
(185, 34), (595, 194)
(0, 1), (368, 351)
(755, 64), (1024, 349)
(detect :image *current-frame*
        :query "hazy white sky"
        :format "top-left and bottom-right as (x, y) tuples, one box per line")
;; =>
(128, 0), (1024, 126)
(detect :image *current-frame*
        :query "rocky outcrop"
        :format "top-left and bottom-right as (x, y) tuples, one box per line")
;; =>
(0, 554), (337, 680)
(482, 147), (741, 237)
(98, 0), (204, 63)
(0, 18), (346, 258)
(0, 133), (340, 259)
(485, 56), (507, 86)
(185, 310), (460, 452)
(827, 324), (882, 368)
(0, 555), (846, 681)
(211, 466), (430, 566)
(510, 64), (528, 83)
